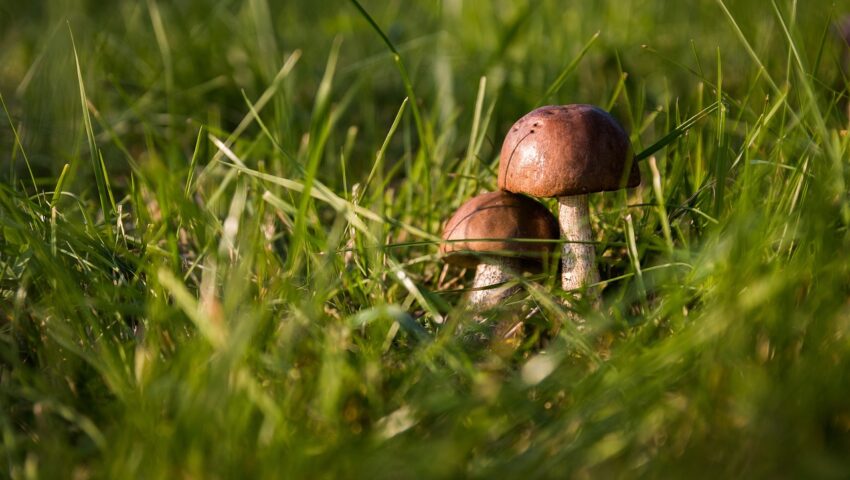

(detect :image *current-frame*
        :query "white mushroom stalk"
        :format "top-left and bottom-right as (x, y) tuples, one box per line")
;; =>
(467, 259), (522, 310)
(558, 195), (600, 296)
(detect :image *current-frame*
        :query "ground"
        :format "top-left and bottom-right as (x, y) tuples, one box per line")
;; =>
(2, 0), (850, 478)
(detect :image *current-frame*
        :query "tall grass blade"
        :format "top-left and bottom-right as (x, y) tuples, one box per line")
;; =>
(537, 31), (600, 105)
(635, 101), (721, 161)
(69, 25), (115, 219)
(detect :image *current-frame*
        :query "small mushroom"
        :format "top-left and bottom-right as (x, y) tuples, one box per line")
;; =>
(440, 191), (559, 310)
(498, 104), (640, 299)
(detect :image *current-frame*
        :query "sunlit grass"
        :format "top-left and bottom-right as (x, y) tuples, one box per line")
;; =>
(2, 0), (850, 477)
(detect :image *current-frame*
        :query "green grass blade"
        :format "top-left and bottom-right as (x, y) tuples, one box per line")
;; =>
(635, 101), (721, 162)
(348, 0), (433, 223)
(69, 24), (115, 219)
(185, 126), (205, 198)
(361, 97), (408, 200)
(0, 92), (38, 198)
(158, 268), (227, 349)
(51, 164), (70, 208)
(715, 0), (780, 94)
(537, 31), (600, 105)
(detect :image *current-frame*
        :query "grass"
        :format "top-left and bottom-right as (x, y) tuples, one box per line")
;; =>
(2, 0), (850, 477)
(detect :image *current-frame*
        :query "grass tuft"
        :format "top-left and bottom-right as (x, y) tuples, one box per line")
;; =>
(3, 1), (850, 478)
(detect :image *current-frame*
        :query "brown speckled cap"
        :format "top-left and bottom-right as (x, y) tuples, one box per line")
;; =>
(498, 104), (640, 197)
(440, 191), (559, 269)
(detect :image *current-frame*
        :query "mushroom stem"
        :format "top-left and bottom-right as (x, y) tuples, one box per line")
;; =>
(558, 195), (600, 299)
(467, 260), (520, 310)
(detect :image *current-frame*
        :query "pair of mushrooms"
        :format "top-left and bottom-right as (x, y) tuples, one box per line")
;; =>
(441, 104), (640, 310)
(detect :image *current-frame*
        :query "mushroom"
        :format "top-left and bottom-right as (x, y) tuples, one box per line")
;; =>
(440, 191), (559, 310)
(498, 104), (640, 299)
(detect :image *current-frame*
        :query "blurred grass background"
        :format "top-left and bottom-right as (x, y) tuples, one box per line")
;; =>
(3, 0), (850, 478)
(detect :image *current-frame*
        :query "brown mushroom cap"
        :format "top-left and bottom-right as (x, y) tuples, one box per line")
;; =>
(440, 191), (559, 269)
(498, 104), (640, 197)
